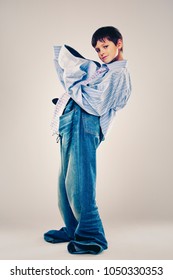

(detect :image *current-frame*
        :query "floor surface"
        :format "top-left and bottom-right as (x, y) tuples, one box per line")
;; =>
(1, 221), (173, 260)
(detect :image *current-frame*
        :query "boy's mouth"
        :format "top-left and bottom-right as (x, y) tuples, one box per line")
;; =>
(102, 56), (108, 60)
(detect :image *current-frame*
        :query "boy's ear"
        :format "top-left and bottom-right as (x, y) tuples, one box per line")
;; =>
(117, 39), (123, 50)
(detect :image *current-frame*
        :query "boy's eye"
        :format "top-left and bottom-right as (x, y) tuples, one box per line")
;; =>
(104, 45), (108, 49)
(95, 48), (100, 53)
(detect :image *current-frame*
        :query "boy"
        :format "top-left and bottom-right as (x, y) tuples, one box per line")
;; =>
(44, 26), (131, 254)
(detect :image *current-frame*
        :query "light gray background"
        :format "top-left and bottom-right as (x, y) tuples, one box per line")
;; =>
(0, 0), (173, 259)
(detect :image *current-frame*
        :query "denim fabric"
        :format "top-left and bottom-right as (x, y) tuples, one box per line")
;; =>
(44, 99), (108, 254)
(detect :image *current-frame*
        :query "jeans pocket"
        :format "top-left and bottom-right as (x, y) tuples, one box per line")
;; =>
(59, 109), (75, 136)
(82, 113), (100, 136)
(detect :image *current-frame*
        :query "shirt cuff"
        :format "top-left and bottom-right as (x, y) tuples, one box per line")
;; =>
(53, 46), (62, 59)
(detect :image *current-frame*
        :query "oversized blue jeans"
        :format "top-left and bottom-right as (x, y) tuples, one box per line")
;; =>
(44, 99), (108, 254)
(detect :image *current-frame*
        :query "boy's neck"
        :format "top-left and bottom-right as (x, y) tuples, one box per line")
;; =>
(116, 51), (124, 61)
(109, 51), (124, 63)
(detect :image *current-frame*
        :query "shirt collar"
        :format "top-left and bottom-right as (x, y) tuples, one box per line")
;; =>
(102, 59), (128, 71)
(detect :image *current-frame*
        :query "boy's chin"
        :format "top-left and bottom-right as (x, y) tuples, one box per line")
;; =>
(103, 57), (118, 64)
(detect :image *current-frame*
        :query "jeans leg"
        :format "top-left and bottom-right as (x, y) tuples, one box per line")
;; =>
(57, 136), (78, 238)
(44, 100), (78, 243)
(66, 106), (108, 254)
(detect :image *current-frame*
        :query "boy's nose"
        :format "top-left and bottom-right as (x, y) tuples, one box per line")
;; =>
(100, 50), (105, 57)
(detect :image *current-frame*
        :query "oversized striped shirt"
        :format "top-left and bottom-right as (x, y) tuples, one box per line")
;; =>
(51, 45), (131, 139)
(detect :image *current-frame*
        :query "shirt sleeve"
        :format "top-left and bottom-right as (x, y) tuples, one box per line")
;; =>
(54, 45), (131, 116)
(79, 70), (131, 116)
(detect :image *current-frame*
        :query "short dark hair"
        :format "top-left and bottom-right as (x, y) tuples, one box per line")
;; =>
(91, 26), (123, 51)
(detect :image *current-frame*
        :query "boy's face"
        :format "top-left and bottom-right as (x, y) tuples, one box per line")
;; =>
(95, 38), (123, 63)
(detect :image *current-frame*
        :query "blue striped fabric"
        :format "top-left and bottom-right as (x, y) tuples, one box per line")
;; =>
(52, 45), (132, 137)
